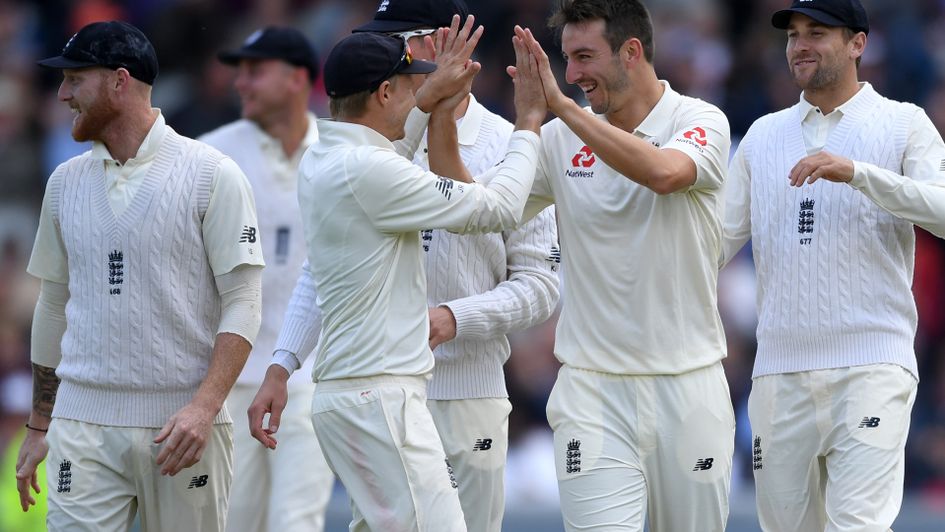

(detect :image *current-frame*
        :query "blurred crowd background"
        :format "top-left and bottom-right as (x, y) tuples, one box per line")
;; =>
(2, 0), (945, 523)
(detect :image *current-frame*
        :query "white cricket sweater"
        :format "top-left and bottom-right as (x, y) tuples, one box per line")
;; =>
(296, 120), (540, 382)
(199, 115), (318, 387)
(738, 85), (931, 377)
(41, 130), (233, 427)
(416, 98), (559, 400)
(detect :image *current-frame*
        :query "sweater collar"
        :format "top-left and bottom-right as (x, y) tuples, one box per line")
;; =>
(90, 109), (166, 164)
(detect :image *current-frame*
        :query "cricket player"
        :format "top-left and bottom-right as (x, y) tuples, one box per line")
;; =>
(199, 26), (334, 532)
(721, 0), (945, 529)
(264, 2), (560, 531)
(15, 20), (263, 531)
(248, 17), (549, 532)
(514, 0), (735, 529)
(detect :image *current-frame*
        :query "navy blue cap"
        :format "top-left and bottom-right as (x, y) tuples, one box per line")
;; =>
(353, 0), (469, 33)
(38, 21), (159, 85)
(323, 32), (436, 98)
(218, 27), (320, 82)
(772, 0), (869, 34)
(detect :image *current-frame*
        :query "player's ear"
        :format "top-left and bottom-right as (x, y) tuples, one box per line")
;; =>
(374, 79), (393, 107)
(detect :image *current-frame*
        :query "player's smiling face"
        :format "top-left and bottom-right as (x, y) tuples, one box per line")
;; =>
(561, 19), (630, 115)
(785, 14), (859, 92)
(58, 67), (118, 142)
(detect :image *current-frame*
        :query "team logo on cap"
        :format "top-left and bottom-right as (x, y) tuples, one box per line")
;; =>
(378, 0), (390, 12)
(244, 29), (264, 46)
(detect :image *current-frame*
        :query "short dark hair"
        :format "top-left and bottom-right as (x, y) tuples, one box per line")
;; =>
(548, 0), (655, 62)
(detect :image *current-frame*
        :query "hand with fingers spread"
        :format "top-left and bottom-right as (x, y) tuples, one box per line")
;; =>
(247, 365), (290, 450)
(507, 26), (547, 133)
(154, 402), (215, 476)
(415, 14), (484, 112)
(15, 429), (48, 512)
(516, 26), (570, 115)
(789, 151), (855, 187)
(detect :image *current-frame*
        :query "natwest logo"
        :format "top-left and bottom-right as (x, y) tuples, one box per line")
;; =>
(570, 146), (596, 168)
(682, 127), (707, 146)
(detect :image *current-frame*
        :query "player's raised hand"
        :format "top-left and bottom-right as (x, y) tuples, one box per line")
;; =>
(507, 26), (546, 133)
(247, 365), (290, 450)
(15, 429), (48, 512)
(518, 26), (570, 115)
(415, 14), (484, 112)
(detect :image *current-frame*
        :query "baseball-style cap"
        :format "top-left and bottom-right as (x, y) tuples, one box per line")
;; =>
(323, 32), (436, 98)
(772, 0), (869, 35)
(218, 27), (320, 81)
(37, 21), (159, 85)
(353, 0), (469, 33)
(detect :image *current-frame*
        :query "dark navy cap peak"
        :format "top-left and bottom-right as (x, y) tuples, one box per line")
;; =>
(353, 0), (469, 33)
(323, 32), (436, 98)
(772, 0), (869, 35)
(38, 21), (159, 85)
(218, 27), (320, 82)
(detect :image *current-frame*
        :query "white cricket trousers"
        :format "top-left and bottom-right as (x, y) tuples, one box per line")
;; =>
(225, 382), (334, 532)
(46, 418), (233, 532)
(547, 362), (735, 531)
(428, 397), (512, 532)
(749, 363), (917, 532)
(311, 374), (466, 532)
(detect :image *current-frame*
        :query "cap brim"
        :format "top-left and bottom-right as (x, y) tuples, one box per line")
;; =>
(352, 19), (427, 34)
(400, 59), (436, 75)
(771, 8), (847, 29)
(37, 55), (100, 70)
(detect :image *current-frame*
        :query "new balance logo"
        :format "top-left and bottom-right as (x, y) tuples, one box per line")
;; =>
(187, 475), (209, 489)
(546, 244), (561, 272)
(473, 438), (493, 451)
(57, 460), (72, 493)
(445, 459), (458, 489)
(939, 159), (944, 172)
(752, 436), (763, 471)
(239, 226), (257, 243)
(693, 457), (714, 471)
(565, 439), (582, 474)
(859, 416), (881, 428)
(435, 177), (454, 200)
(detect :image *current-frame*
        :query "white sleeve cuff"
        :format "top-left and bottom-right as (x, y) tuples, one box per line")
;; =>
(271, 350), (300, 376)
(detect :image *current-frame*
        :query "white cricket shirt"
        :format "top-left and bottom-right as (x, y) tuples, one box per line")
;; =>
(524, 81), (731, 375)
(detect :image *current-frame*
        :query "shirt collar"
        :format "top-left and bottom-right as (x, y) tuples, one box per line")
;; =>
(798, 81), (870, 121)
(633, 80), (679, 137)
(456, 94), (483, 146)
(90, 109), (166, 163)
(315, 119), (394, 151)
(252, 112), (321, 158)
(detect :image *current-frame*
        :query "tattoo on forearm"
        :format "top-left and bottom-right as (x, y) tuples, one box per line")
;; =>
(32, 363), (60, 419)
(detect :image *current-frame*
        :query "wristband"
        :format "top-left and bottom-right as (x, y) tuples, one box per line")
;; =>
(25, 423), (48, 433)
